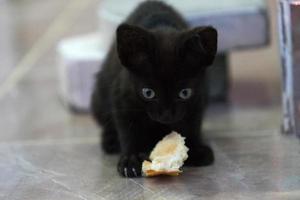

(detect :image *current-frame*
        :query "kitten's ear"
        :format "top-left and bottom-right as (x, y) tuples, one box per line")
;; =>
(181, 26), (218, 68)
(116, 24), (154, 74)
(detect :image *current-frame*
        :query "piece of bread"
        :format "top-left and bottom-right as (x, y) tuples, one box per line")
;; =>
(142, 131), (189, 177)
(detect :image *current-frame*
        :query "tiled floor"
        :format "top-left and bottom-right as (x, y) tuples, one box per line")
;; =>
(0, 0), (300, 199)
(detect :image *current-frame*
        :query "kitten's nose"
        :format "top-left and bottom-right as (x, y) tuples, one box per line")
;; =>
(158, 109), (175, 124)
(161, 109), (172, 118)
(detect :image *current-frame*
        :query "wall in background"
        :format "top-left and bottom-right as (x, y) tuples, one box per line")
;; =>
(230, 0), (281, 106)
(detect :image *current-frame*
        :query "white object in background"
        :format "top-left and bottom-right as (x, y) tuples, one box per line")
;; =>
(98, 0), (268, 52)
(57, 33), (107, 112)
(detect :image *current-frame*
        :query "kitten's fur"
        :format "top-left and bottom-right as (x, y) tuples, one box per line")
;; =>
(91, 1), (217, 177)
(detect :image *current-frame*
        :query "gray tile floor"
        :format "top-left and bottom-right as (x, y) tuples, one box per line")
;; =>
(0, 0), (300, 199)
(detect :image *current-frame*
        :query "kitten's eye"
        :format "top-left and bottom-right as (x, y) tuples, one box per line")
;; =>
(142, 88), (155, 99)
(179, 88), (193, 100)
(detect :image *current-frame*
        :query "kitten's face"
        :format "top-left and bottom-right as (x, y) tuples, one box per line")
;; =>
(134, 77), (200, 124)
(117, 24), (217, 124)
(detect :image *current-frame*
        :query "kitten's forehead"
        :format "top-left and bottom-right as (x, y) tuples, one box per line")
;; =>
(144, 29), (202, 84)
(152, 31), (182, 79)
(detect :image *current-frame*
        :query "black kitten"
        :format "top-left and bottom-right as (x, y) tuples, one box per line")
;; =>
(91, 1), (217, 177)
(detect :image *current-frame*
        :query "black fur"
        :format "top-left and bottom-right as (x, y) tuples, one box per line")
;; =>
(91, 1), (217, 177)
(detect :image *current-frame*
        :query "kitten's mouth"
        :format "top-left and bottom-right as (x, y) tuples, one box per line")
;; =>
(156, 119), (179, 124)
(147, 113), (184, 124)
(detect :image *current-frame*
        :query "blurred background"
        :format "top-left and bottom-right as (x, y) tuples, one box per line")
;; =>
(0, 0), (281, 106)
(1, 0), (299, 199)
(0, 0), (282, 137)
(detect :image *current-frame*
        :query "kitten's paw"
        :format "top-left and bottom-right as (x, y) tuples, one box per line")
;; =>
(117, 153), (148, 177)
(101, 132), (120, 154)
(185, 145), (214, 167)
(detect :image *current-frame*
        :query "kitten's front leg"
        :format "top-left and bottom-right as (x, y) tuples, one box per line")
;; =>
(115, 116), (149, 177)
(181, 125), (214, 167)
(185, 142), (214, 166)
